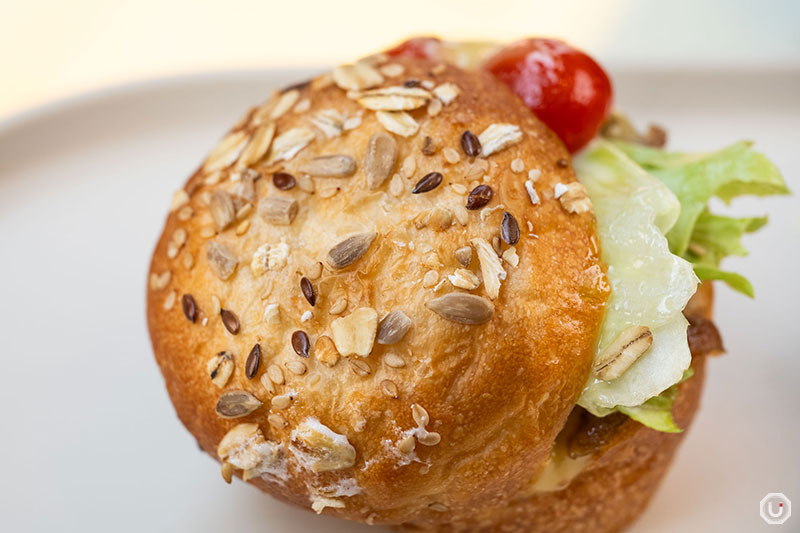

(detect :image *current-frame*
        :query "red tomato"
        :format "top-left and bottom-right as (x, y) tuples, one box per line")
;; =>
(386, 37), (442, 60)
(485, 38), (613, 152)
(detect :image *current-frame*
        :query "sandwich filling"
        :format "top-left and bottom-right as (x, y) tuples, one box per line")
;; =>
(572, 136), (787, 431)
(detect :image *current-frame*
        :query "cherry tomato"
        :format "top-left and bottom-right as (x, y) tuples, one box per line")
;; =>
(485, 38), (613, 152)
(386, 37), (442, 60)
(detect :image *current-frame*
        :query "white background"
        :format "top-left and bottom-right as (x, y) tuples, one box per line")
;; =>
(0, 1), (798, 532)
(1, 0), (800, 120)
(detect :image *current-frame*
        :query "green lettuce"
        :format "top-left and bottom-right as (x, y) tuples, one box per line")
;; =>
(614, 141), (789, 296)
(574, 136), (787, 433)
(618, 369), (694, 433)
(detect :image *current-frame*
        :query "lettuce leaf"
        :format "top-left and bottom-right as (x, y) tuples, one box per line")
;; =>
(574, 141), (697, 415)
(618, 368), (694, 433)
(614, 141), (788, 296)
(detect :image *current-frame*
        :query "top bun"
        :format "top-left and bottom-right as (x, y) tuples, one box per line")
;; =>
(147, 55), (609, 526)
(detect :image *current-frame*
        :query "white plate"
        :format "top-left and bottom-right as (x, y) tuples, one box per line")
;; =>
(0, 68), (797, 533)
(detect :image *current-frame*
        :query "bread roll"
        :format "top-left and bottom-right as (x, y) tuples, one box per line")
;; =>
(147, 55), (710, 530)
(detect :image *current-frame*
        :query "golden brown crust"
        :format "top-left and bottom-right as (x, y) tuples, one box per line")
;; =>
(147, 56), (609, 524)
(396, 283), (715, 532)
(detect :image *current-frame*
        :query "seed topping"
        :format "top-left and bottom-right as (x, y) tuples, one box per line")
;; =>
(207, 351), (234, 388)
(327, 232), (378, 269)
(376, 310), (413, 345)
(426, 293), (495, 325)
(273, 172), (296, 190)
(245, 344), (261, 379)
(300, 277), (316, 306)
(220, 308), (240, 334)
(364, 132), (398, 190)
(501, 212), (520, 245)
(412, 172), (443, 194)
(181, 294), (197, 323)
(292, 330), (311, 358)
(216, 390), (262, 419)
(298, 155), (356, 178)
(466, 184), (493, 210)
(594, 326), (653, 381)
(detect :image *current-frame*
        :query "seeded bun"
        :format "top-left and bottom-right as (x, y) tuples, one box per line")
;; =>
(147, 55), (610, 526)
(398, 282), (716, 532)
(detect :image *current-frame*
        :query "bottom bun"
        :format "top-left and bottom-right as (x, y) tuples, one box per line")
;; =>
(398, 283), (714, 533)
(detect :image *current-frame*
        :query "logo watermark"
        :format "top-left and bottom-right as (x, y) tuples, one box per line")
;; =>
(760, 493), (791, 525)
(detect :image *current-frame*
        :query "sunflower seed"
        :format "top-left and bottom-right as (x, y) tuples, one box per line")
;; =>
(356, 86), (432, 111)
(216, 390), (262, 419)
(220, 308), (240, 334)
(432, 83), (460, 104)
(209, 190), (235, 231)
(466, 184), (493, 210)
(327, 232), (377, 269)
(292, 330), (310, 358)
(285, 360), (307, 375)
(377, 310), (412, 345)
(332, 63), (384, 91)
(245, 344), (261, 379)
(381, 379), (399, 399)
(478, 124), (523, 157)
(412, 172), (443, 194)
(237, 122), (275, 168)
(365, 132), (398, 190)
(182, 294), (197, 323)
(298, 155), (356, 178)
(315, 335), (339, 366)
(310, 109), (345, 139)
(207, 241), (238, 280)
(273, 172), (296, 190)
(501, 212), (520, 245)
(258, 196), (298, 225)
(426, 293), (494, 324)
(376, 111), (419, 137)
(594, 326), (653, 381)
(207, 351), (234, 388)
(349, 358), (371, 376)
(204, 131), (248, 172)
(455, 246), (472, 267)
(267, 127), (316, 163)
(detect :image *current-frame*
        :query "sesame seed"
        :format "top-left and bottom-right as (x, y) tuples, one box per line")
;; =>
(285, 360), (307, 375)
(510, 158), (525, 173)
(381, 380), (399, 399)
(349, 358), (371, 376)
(301, 310), (312, 322)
